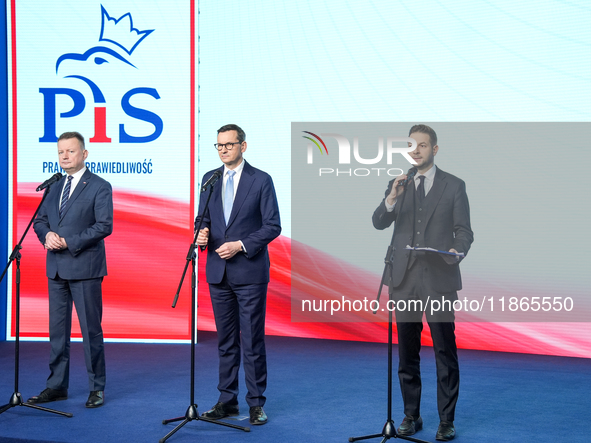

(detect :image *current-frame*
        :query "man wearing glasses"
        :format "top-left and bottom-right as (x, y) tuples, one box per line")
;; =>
(195, 124), (281, 426)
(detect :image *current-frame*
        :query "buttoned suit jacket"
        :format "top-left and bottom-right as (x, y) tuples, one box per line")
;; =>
(33, 169), (114, 279)
(196, 161), (281, 285)
(372, 167), (473, 293)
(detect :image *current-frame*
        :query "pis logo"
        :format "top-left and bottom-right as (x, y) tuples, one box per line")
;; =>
(39, 5), (162, 144)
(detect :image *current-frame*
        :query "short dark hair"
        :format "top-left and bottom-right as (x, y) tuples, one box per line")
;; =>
(58, 131), (85, 150)
(217, 124), (246, 144)
(408, 124), (437, 147)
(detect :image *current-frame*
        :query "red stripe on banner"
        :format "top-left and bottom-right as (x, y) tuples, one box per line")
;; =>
(16, 185), (194, 341)
(12, 188), (591, 356)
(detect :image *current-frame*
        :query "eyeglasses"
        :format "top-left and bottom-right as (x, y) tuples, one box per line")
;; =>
(214, 142), (242, 151)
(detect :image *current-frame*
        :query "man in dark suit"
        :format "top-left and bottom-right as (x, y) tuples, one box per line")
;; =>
(28, 131), (113, 408)
(195, 124), (281, 425)
(372, 125), (473, 441)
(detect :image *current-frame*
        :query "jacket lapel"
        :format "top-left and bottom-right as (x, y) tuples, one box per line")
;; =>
(48, 176), (66, 221)
(402, 178), (416, 227)
(423, 168), (447, 226)
(209, 166), (225, 226)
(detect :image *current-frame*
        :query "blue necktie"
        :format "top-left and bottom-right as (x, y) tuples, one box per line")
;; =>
(224, 170), (236, 224)
(59, 176), (73, 218)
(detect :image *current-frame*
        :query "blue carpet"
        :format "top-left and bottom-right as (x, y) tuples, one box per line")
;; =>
(0, 332), (590, 442)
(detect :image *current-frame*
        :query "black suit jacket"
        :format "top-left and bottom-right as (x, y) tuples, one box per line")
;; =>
(372, 167), (473, 293)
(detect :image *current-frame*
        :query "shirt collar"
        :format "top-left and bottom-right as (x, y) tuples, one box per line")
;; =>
(69, 166), (87, 180)
(224, 159), (245, 176)
(416, 164), (436, 182)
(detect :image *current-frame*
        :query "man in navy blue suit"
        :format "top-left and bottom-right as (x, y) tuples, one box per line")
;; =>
(195, 124), (281, 425)
(28, 131), (113, 408)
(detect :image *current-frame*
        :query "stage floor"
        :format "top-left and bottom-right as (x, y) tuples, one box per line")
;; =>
(1, 332), (590, 443)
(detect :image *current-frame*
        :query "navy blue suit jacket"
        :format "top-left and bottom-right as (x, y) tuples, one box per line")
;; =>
(33, 169), (113, 280)
(196, 161), (281, 285)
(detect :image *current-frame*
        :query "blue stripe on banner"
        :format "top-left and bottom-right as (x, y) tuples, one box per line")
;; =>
(0, 0), (8, 341)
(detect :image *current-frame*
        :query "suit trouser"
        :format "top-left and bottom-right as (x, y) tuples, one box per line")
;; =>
(392, 260), (459, 422)
(47, 276), (106, 391)
(209, 275), (268, 408)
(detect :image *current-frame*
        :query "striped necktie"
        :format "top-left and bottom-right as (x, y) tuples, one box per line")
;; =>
(59, 176), (73, 218)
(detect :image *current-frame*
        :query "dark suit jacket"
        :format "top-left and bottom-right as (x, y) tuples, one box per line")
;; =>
(372, 167), (473, 293)
(196, 161), (281, 285)
(33, 169), (113, 280)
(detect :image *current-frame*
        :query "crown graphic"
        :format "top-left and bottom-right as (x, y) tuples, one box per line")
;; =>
(99, 5), (153, 55)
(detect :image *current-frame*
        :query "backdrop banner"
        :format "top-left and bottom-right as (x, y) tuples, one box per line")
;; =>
(9, 0), (194, 341)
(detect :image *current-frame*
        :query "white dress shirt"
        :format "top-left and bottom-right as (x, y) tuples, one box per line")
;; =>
(59, 167), (87, 208)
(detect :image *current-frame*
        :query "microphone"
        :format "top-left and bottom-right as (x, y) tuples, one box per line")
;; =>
(201, 170), (222, 192)
(395, 167), (418, 188)
(36, 173), (63, 192)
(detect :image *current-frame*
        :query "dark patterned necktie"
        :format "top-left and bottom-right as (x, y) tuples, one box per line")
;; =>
(59, 176), (73, 218)
(417, 175), (426, 203)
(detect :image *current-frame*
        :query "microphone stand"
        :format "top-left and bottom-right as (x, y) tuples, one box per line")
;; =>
(349, 180), (429, 443)
(0, 184), (72, 418)
(160, 183), (249, 443)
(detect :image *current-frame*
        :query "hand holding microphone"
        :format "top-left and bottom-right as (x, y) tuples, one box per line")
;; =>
(196, 227), (209, 251)
(386, 167), (417, 205)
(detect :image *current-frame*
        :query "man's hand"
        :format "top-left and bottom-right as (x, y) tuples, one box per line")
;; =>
(196, 227), (209, 247)
(386, 174), (407, 205)
(442, 248), (461, 265)
(45, 231), (67, 251)
(215, 241), (243, 260)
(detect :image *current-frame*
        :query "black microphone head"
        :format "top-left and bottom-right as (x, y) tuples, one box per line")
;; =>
(36, 172), (64, 192)
(200, 170), (223, 192)
(50, 172), (63, 184)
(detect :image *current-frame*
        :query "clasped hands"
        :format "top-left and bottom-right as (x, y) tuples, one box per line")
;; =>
(45, 231), (67, 250)
(196, 227), (242, 260)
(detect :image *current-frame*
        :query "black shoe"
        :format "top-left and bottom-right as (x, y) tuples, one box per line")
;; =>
(86, 390), (104, 408)
(249, 406), (268, 425)
(26, 388), (68, 404)
(397, 416), (423, 436)
(201, 402), (239, 420)
(436, 421), (455, 441)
